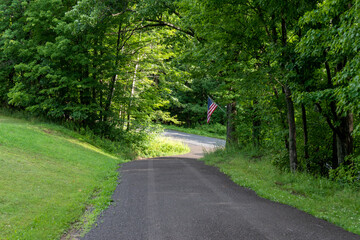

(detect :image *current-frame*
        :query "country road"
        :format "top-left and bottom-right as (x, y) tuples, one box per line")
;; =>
(82, 130), (359, 240)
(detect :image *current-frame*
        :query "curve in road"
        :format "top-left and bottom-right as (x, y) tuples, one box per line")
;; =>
(82, 130), (359, 240)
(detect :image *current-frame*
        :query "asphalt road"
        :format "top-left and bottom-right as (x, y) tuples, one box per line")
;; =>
(82, 130), (359, 240)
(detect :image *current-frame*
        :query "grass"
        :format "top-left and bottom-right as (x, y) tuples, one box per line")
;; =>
(201, 147), (360, 235)
(139, 136), (190, 158)
(0, 114), (189, 239)
(162, 123), (226, 140)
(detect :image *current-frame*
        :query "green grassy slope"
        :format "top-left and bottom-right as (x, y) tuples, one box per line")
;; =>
(0, 115), (125, 239)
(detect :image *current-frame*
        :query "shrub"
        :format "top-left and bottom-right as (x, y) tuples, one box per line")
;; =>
(329, 155), (360, 186)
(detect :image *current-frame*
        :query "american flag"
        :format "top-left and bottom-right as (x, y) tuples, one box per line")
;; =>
(207, 97), (218, 123)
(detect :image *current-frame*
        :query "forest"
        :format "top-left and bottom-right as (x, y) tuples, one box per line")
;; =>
(1, 0), (359, 182)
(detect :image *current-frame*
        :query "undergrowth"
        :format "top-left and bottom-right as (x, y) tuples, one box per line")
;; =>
(0, 109), (189, 159)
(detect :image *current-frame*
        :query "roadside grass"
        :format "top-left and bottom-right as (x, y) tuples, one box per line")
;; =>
(0, 115), (124, 239)
(0, 114), (189, 239)
(162, 123), (226, 140)
(138, 136), (190, 158)
(201, 147), (360, 235)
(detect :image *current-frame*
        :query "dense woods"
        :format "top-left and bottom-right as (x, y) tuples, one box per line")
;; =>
(1, 0), (360, 181)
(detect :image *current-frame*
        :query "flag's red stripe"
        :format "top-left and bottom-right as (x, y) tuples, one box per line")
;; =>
(209, 104), (216, 112)
(209, 104), (217, 112)
(208, 106), (217, 115)
(207, 104), (218, 123)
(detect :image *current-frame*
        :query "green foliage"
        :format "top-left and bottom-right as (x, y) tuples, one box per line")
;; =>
(329, 156), (360, 186)
(0, 0), (180, 138)
(1, 0), (360, 199)
(271, 150), (290, 172)
(159, 0), (360, 179)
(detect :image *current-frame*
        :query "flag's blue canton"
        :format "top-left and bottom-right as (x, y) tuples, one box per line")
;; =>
(207, 97), (218, 123)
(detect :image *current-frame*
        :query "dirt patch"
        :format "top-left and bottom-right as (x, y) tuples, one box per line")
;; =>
(274, 182), (307, 197)
(61, 205), (95, 240)
(61, 228), (81, 240)
(275, 181), (284, 186)
(250, 155), (263, 160)
(42, 129), (54, 134)
(290, 190), (307, 198)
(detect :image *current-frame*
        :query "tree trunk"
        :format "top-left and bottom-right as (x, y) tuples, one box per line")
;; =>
(280, 16), (297, 170)
(4, 69), (15, 106)
(301, 104), (309, 160)
(226, 101), (238, 147)
(273, 87), (289, 150)
(80, 69), (91, 105)
(126, 61), (139, 131)
(284, 85), (298, 172)
(126, 31), (142, 131)
(99, 80), (104, 121)
(8, 68), (15, 87)
(252, 100), (261, 148)
(104, 22), (122, 120)
(332, 132), (338, 169)
(324, 61), (353, 165)
(335, 113), (354, 165)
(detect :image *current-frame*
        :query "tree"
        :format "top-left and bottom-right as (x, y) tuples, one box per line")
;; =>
(297, 0), (358, 166)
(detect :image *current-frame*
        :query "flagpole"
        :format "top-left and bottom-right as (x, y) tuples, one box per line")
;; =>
(208, 95), (227, 114)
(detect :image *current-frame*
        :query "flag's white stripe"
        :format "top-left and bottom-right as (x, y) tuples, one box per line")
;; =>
(209, 105), (217, 112)
(207, 104), (218, 123)
(209, 103), (217, 112)
(208, 109), (216, 115)
(209, 104), (217, 111)
(209, 104), (217, 113)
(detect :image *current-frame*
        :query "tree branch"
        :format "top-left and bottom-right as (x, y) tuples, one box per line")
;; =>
(112, 9), (135, 17)
(315, 102), (339, 134)
(145, 19), (195, 37)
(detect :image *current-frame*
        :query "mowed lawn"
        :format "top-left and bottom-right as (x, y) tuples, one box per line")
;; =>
(0, 115), (124, 239)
